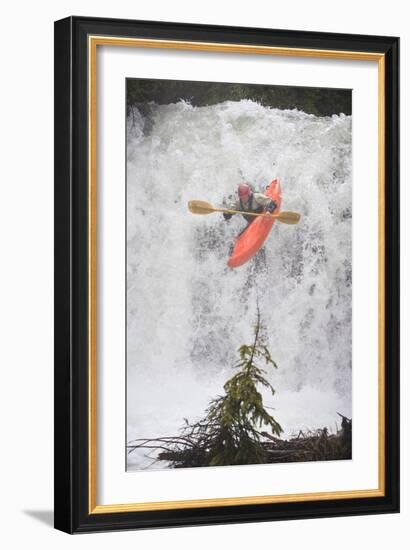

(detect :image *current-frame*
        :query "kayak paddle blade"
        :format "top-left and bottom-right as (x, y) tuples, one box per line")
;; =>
(188, 200), (216, 215)
(276, 211), (301, 224)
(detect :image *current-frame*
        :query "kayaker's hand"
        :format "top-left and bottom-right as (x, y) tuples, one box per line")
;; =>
(266, 200), (277, 214)
(223, 212), (233, 221)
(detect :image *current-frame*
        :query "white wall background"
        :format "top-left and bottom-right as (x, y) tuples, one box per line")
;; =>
(0, 0), (407, 547)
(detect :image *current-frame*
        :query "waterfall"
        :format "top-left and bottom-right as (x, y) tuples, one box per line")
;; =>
(126, 99), (352, 470)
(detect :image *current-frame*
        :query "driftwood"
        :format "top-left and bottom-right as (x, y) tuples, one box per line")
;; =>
(127, 414), (352, 468)
(259, 413), (352, 463)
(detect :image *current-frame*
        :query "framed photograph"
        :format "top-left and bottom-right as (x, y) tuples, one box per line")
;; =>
(54, 16), (399, 533)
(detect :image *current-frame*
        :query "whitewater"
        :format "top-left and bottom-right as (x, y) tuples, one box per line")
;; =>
(126, 99), (352, 471)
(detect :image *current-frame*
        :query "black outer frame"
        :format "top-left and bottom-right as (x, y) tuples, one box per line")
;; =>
(54, 16), (400, 534)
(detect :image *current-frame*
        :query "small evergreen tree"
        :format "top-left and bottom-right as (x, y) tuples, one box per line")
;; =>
(202, 307), (282, 466)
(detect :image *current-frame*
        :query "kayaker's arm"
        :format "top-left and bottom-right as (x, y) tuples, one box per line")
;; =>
(253, 193), (277, 213)
(266, 200), (277, 213)
(222, 199), (240, 221)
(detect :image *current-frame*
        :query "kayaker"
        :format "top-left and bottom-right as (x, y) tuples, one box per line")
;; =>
(223, 183), (278, 225)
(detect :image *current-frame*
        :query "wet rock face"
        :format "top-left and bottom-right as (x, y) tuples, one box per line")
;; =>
(126, 100), (352, 469)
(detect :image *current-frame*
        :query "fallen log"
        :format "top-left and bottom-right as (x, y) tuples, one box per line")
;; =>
(128, 415), (352, 468)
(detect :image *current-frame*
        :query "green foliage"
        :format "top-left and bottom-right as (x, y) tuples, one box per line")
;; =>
(127, 78), (352, 117)
(170, 307), (282, 468)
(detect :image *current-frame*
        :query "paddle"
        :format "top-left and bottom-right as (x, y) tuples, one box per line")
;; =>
(188, 200), (301, 225)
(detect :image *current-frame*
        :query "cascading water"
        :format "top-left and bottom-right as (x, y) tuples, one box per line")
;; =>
(126, 99), (352, 470)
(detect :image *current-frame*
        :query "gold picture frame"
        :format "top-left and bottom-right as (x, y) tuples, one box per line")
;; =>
(55, 16), (399, 533)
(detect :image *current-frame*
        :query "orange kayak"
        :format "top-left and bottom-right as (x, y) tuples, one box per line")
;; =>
(227, 179), (282, 268)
